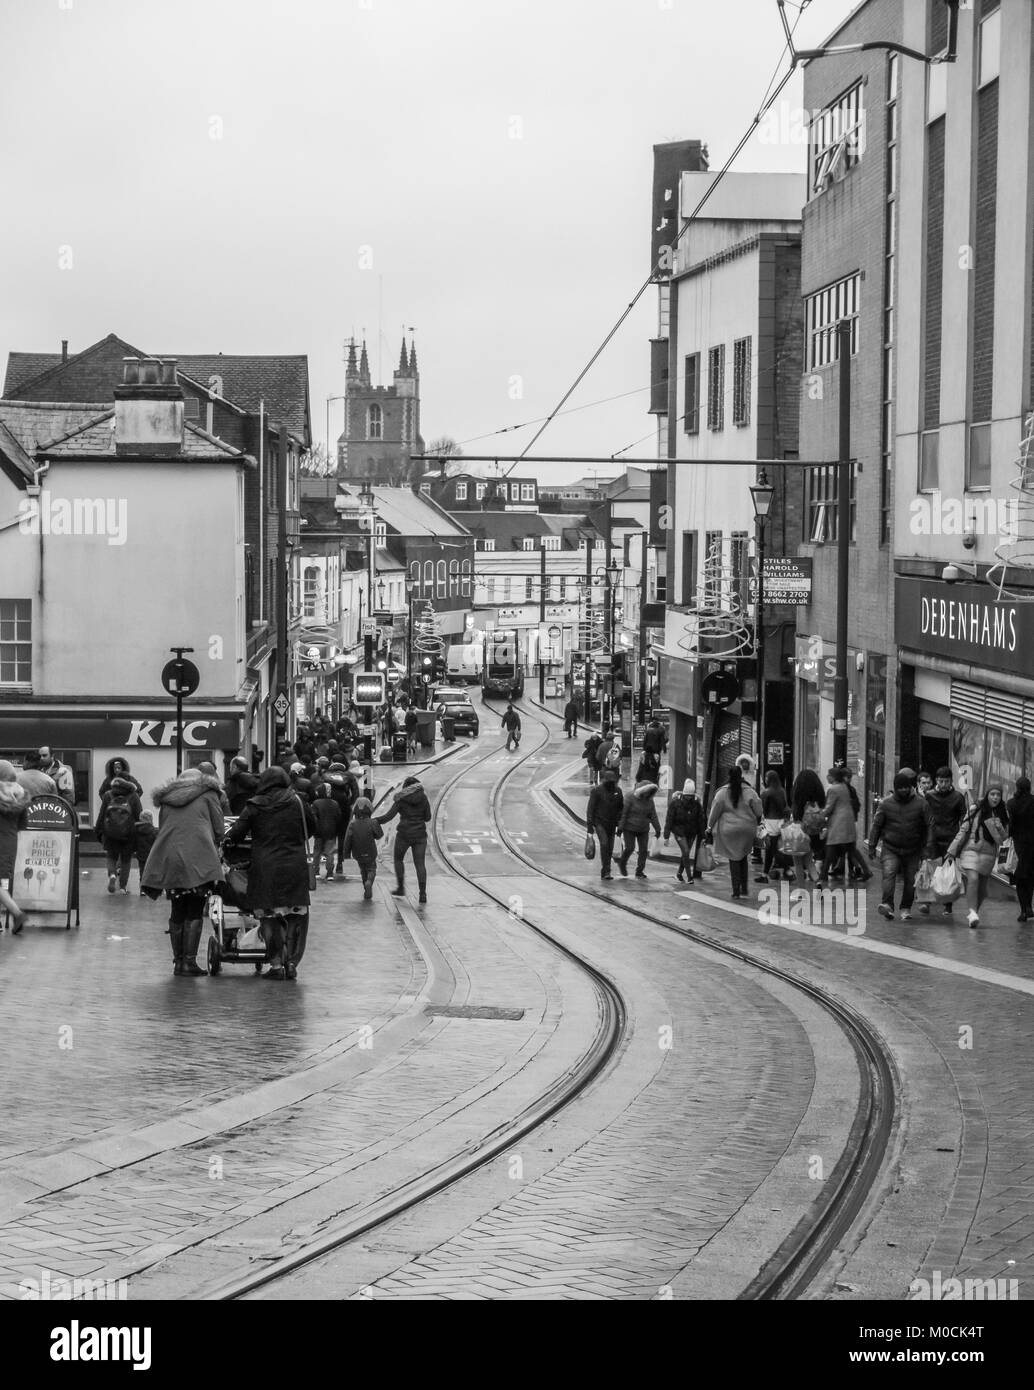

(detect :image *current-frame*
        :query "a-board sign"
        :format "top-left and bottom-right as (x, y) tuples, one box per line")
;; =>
(12, 794), (80, 926)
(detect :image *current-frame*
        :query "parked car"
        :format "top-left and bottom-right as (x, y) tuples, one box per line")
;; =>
(433, 686), (472, 708)
(438, 701), (480, 737)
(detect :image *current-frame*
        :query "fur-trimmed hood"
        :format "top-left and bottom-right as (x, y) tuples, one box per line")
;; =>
(394, 782), (426, 803)
(152, 772), (224, 808)
(632, 782), (659, 799)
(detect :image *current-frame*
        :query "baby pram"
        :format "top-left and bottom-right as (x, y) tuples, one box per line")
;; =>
(206, 816), (267, 975)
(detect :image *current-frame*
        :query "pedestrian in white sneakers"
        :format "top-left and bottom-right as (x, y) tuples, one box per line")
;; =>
(945, 785), (1009, 928)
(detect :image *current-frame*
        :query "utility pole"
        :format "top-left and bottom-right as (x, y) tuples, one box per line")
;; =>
(275, 426), (289, 755)
(833, 318), (852, 768)
(584, 538), (593, 722)
(538, 542), (547, 702)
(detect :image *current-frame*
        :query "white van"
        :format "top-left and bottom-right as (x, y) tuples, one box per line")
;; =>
(446, 643), (482, 684)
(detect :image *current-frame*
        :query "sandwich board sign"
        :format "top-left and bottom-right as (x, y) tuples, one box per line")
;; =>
(11, 794), (81, 929)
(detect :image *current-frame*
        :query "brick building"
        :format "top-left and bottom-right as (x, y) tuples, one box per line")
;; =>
(336, 337), (423, 486)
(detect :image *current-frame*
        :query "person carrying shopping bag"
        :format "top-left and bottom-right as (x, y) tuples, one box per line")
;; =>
(707, 766), (763, 900)
(944, 784), (1009, 928)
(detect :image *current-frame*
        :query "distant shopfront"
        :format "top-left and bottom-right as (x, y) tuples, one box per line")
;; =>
(0, 708), (244, 826)
(896, 577), (1034, 797)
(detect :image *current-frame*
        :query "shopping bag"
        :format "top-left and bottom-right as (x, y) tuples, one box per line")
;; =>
(237, 924), (264, 951)
(584, 832), (596, 861)
(778, 821), (811, 857)
(992, 839), (1018, 885)
(914, 857), (939, 904)
(762, 818), (785, 838)
(695, 842), (716, 873)
(932, 859), (965, 902)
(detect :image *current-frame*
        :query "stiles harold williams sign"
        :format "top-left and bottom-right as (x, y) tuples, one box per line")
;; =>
(748, 557), (813, 606)
(895, 578), (1028, 677)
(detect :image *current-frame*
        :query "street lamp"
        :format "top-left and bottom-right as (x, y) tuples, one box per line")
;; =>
(605, 559), (620, 731)
(405, 575), (417, 700)
(750, 468), (775, 788)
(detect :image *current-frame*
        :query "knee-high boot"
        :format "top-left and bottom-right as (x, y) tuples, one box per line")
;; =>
(181, 920), (205, 976)
(169, 922), (185, 975)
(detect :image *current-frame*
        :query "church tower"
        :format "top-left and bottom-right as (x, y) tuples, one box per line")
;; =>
(336, 333), (424, 485)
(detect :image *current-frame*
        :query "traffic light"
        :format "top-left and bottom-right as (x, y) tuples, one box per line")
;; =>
(433, 654), (446, 682)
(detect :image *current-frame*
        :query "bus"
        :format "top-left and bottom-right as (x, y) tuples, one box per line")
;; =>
(482, 629), (524, 699)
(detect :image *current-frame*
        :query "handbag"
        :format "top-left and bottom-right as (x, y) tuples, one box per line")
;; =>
(584, 832), (596, 861)
(801, 804), (826, 838)
(695, 842), (716, 873)
(778, 821), (811, 857)
(296, 795), (317, 891)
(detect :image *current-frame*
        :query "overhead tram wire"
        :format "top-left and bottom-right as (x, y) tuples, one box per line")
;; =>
(505, 3), (810, 473)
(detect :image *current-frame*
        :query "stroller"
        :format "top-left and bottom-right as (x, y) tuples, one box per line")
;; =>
(205, 816), (268, 975)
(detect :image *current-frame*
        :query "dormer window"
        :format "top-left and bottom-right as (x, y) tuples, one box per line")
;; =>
(522, 537), (536, 551)
(455, 481), (468, 501)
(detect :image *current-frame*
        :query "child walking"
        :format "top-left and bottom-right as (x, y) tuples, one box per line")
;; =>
(134, 810), (158, 893)
(342, 797), (384, 900)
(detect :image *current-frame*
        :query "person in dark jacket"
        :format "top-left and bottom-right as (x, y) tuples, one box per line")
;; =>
(143, 769), (226, 976)
(310, 781), (342, 882)
(789, 766), (826, 884)
(225, 756), (260, 815)
(223, 767), (315, 980)
(342, 796), (384, 899)
(596, 731), (621, 776)
(0, 763), (29, 932)
(1007, 775), (1034, 922)
(378, 777), (432, 902)
(197, 762), (232, 813)
(616, 782), (662, 879)
(325, 764), (359, 878)
(917, 766), (967, 917)
(867, 773), (933, 920)
(664, 778), (706, 882)
(501, 704), (521, 752)
(97, 776), (144, 894)
(563, 699), (579, 739)
(587, 771), (624, 880)
(582, 733), (602, 786)
(755, 770), (789, 883)
(404, 706), (420, 756)
(289, 762), (316, 803)
(97, 756), (142, 805)
(642, 720), (667, 759)
(133, 810), (158, 892)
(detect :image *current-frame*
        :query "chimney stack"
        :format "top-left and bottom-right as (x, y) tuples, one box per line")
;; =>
(113, 356), (185, 456)
(61, 340), (68, 363)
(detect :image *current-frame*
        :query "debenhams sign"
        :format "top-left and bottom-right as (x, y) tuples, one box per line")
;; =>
(896, 577), (1027, 677)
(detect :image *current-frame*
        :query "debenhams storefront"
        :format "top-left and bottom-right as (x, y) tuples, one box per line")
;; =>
(896, 577), (1034, 797)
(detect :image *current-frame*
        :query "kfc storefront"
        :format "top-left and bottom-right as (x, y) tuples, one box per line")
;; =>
(896, 577), (1034, 797)
(0, 707), (244, 826)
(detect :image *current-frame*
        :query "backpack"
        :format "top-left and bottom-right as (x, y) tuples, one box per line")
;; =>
(604, 745), (622, 771)
(104, 797), (135, 842)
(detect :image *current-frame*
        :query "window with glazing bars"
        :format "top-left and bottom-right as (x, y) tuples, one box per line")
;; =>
(809, 81), (864, 194)
(732, 338), (751, 426)
(0, 599), (30, 684)
(806, 273), (860, 369)
(684, 353), (700, 434)
(707, 346), (725, 430)
(806, 464), (857, 543)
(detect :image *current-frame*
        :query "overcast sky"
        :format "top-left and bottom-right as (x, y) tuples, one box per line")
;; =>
(0, 0), (857, 480)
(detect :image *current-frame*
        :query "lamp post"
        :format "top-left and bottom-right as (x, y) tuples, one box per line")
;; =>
(605, 559), (620, 731)
(750, 468), (775, 789)
(405, 575), (416, 698)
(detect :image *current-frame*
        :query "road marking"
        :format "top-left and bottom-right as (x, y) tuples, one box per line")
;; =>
(677, 891), (1034, 999)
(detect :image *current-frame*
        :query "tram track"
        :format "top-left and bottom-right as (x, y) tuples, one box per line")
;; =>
(207, 695), (896, 1301)
(204, 716), (627, 1301)
(510, 696), (898, 1300)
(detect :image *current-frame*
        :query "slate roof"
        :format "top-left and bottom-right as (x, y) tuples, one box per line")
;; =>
(0, 401), (113, 453)
(0, 416), (34, 483)
(302, 485), (471, 540)
(39, 412), (243, 459)
(4, 335), (311, 443)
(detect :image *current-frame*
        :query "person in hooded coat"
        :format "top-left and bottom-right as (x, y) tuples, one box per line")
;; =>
(1007, 775), (1034, 922)
(0, 762), (29, 932)
(377, 776), (432, 902)
(97, 756), (142, 804)
(223, 766), (316, 979)
(664, 778), (706, 882)
(96, 776), (144, 894)
(142, 768), (225, 976)
(587, 770), (624, 880)
(616, 781), (662, 879)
